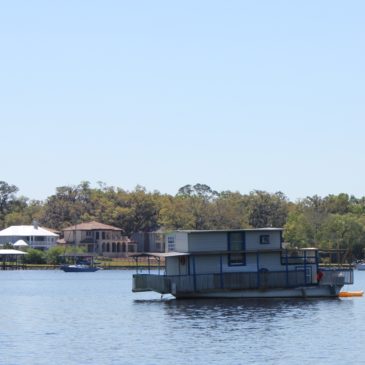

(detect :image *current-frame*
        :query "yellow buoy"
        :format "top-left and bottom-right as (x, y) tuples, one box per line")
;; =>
(339, 291), (364, 297)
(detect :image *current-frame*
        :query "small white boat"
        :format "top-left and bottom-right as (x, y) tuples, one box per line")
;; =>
(60, 264), (99, 272)
(356, 262), (365, 270)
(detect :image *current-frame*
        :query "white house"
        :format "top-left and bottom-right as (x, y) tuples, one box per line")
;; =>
(0, 223), (59, 250)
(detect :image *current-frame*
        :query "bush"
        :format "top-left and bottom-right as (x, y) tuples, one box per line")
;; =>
(45, 246), (67, 265)
(22, 249), (46, 264)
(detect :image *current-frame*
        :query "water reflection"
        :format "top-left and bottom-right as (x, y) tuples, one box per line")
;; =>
(135, 296), (337, 320)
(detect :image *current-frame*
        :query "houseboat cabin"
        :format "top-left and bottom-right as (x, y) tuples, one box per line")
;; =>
(132, 228), (353, 298)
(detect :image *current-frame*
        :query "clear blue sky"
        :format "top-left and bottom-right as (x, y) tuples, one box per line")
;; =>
(1, 1), (364, 201)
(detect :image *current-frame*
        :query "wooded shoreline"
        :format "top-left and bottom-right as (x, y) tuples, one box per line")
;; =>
(1, 181), (365, 260)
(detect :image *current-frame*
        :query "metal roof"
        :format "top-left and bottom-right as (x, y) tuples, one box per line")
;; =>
(63, 221), (123, 231)
(0, 225), (58, 237)
(0, 249), (27, 255)
(132, 252), (190, 258)
(175, 228), (283, 234)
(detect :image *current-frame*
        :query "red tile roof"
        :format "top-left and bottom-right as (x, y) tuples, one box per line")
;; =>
(63, 221), (123, 232)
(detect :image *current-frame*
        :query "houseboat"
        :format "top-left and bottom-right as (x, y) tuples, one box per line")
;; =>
(132, 228), (353, 298)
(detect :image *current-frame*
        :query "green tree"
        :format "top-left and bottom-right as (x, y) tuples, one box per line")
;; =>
(323, 193), (350, 214)
(246, 190), (288, 228)
(0, 181), (19, 228)
(176, 183), (218, 229)
(22, 249), (46, 264)
(284, 211), (317, 247)
(318, 214), (365, 258)
(40, 182), (93, 229)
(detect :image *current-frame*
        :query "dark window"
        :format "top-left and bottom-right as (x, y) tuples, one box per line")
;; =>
(102, 232), (105, 240)
(228, 232), (245, 266)
(260, 235), (270, 244)
(281, 250), (317, 265)
(96, 232), (100, 240)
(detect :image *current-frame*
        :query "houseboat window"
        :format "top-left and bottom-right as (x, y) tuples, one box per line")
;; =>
(260, 235), (270, 244)
(167, 236), (175, 251)
(228, 232), (245, 266)
(280, 250), (317, 265)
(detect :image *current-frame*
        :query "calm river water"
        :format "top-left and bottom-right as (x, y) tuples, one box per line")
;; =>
(1, 269), (365, 365)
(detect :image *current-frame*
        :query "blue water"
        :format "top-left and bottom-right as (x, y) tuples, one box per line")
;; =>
(1, 270), (364, 365)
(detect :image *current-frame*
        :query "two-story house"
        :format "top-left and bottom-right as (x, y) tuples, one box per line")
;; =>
(62, 221), (136, 257)
(0, 222), (59, 250)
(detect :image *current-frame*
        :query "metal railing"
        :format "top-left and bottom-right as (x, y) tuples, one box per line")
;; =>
(320, 268), (353, 285)
(133, 268), (353, 294)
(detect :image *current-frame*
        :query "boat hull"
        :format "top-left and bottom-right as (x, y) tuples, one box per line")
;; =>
(173, 285), (342, 299)
(60, 265), (99, 273)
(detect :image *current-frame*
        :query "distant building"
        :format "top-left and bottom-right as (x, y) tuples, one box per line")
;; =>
(131, 230), (165, 252)
(0, 223), (59, 250)
(62, 221), (137, 257)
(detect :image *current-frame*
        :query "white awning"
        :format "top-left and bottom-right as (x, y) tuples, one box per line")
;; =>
(0, 249), (27, 255)
(13, 239), (29, 247)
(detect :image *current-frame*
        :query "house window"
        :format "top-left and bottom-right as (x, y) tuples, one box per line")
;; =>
(96, 232), (99, 240)
(167, 236), (175, 251)
(228, 232), (245, 266)
(102, 232), (106, 240)
(86, 231), (93, 237)
(260, 235), (270, 244)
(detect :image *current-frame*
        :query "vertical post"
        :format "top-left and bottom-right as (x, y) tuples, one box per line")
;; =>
(285, 250), (289, 287)
(304, 250), (307, 285)
(220, 255), (224, 289)
(256, 251), (260, 288)
(192, 256), (197, 292)
(315, 250), (319, 285)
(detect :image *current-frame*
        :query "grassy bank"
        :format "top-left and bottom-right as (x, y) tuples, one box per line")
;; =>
(1, 257), (165, 270)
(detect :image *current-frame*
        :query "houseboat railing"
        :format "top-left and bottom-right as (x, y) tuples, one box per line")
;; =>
(320, 267), (353, 285)
(133, 268), (353, 294)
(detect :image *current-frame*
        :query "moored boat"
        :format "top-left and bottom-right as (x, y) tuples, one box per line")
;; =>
(60, 253), (100, 273)
(356, 262), (365, 270)
(60, 264), (99, 272)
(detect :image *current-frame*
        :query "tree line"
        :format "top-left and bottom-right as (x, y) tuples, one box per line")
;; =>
(1, 180), (365, 259)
